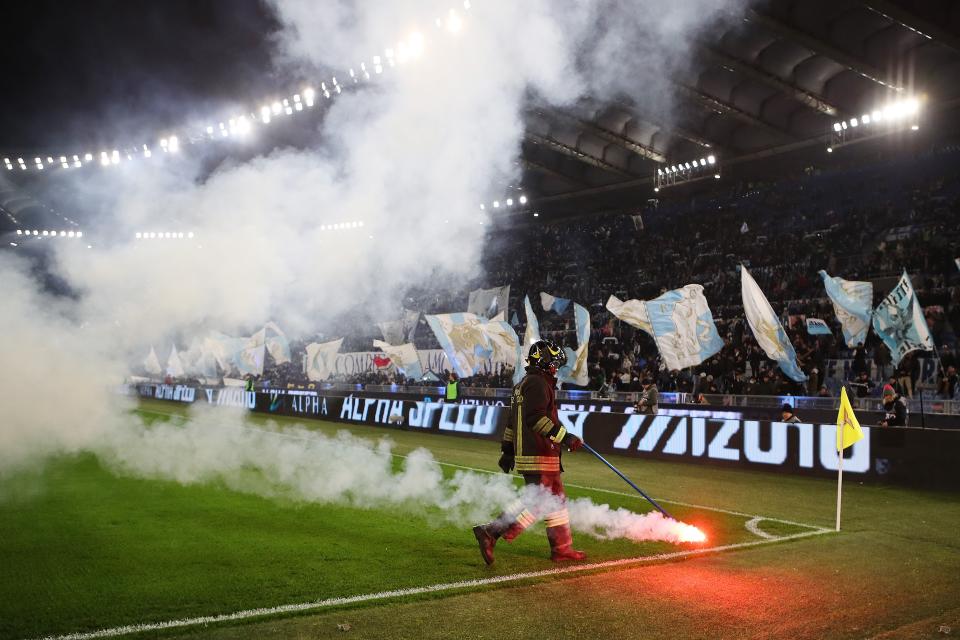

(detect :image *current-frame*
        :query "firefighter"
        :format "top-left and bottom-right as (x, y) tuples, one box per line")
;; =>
(472, 339), (585, 564)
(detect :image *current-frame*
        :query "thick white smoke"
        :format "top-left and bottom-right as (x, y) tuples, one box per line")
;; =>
(2, 0), (739, 541)
(95, 409), (703, 544)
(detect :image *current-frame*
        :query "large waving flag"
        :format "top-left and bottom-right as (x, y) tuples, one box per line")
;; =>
(236, 328), (266, 376)
(167, 346), (185, 377)
(373, 340), (424, 380)
(872, 270), (934, 365)
(144, 346), (162, 376)
(606, 295), (654, 337)
(514, 295), (543, 384)
(540, 291), (571, 315)
(645, 285), (724, 371)
(305, 338), (343, 381)
(376, 320), (405, 345)
(204, 332), (242, 372)
(263, 321), (291, 365)
(558, 303), (591, 386)
(425, 313), (493, 378)
(819, 270), (873, 347)
(741, 266), (808, 382)
(467, 285), (510, 319)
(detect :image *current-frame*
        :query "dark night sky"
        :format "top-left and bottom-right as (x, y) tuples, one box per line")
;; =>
(0, 0), (284, 154)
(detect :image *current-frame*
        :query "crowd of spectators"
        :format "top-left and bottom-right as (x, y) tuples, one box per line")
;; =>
(155, 144), (960, 400)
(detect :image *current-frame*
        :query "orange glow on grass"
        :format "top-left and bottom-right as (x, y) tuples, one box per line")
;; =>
(675, 523), (708, 543)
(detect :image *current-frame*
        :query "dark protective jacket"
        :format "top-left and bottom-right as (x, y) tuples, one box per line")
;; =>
(883, 395), (908, 426)
(502, 367), (567, 474)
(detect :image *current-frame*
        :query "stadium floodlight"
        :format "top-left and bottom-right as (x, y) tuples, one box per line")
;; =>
(657, 168), (663, 176)
(905, 98), (919, 115)
(187, 232), (194, 238)
(68, 231), (75, 237)
(850, 118), (858, 127)
(493, 200), (500, 208)
(714, 173), (720, 179)
(84, 153), (92, 162)
(177, 232), (184, 238)
(136, 232), (142, 239)
(60, 231), (66, 237)
(9, 242), (15, 247)
(506, 198), (514, 206)
(304, 87), (315, 106)
(827, 146), (833, 153)
(519, 195), (527, 204)
(143, 144), (152, 158)
(16, 229), (22, 235)
(111, 150), (120, 164)
(272, 101), (282, 115)
(168, 136), (179, 152)
(42, 230), (49, 236)
(47, 156), (53, 163)
(833, 123), (842, 132)
(236, 116), (250, 135)
(861, 114), (871, 124)
(911, 124), (919, 130)
(160, 138), (168, 150)
(149, 232), (156, 238)
(408, 31), (425, 58)
(533, 212), (539, 217)
(100, 152), (109, 167)
(479, 204), (485, 210)
(358, 221), (364, 227)
(261, 106), (271, 124)
(841, 121), (848, 130)
(76, 231), (82, 238)
(707, 155), (716, 165)
(685, 162), (692, 169)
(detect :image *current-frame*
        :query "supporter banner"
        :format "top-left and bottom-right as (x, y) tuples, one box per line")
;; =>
(372, 340), (424, 380)
(425, 313), (494, 378)
(741, 265), (808, 382)
(467, 285), (510, 319)
(329, 349), (503, 377)
(263, 321), (292, 365)
(805, 318), (832, 336)
(605, 294), (653, 336)
(873, 271), (935, 365)
(305, 338), (344, 381)
(819, 270), (873, 347)
(540, 292), (571, 314)
(645, 285), (723, 372)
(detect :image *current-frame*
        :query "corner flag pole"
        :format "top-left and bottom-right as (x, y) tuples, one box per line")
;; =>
(581, 442), (674, 520)
(835, 446), (844, 532)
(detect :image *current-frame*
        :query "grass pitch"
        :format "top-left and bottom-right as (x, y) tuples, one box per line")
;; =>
(1, 399), (958, 639)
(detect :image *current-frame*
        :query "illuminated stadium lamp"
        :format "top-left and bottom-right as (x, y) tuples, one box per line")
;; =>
(358, 221), (364, 227)
(143, 144), (152, 158)
(833, 123), (842, 132)
(42, 230), (49, 236)
(653, 187), (659, 192)
(872, 110), (882, 122)
(76, 231), (82, 238)
(68, 231), (75, 237)
(272, 101), (282, 115)
(219, 122), (229, 137)
(841, 121), (848, 130)
(373, 56), (383, 74)
(533, 212), (539, 217)
(16, 229), (22, 235)
(283, 98), (293, 115)
(60, 155), (68, 168)
(493, 201), (500, 208)
(850, 118), (858, 127)
(9, 242), (16, 247)
(320, 225), (326, 231)
(177, 232), (184, 238)
(321, 82), (331, 99)
(187, 232), (194, 238)
(657, 168), (663, 175)
(911, 124), (919, 130)
(713, 173), (721, 179)
(707, 155), (716, 165)
(304, 87), (315, 106)
(206, 125), (214, 135)
(408, 31), (425, 58)
(60, 231), (66, 237)
(479, 204), (484, 210)
(236, 116), (250, 135)
(169, 136), (179, 152)
(47, 156), (54, 164)
(135, 232), (142, 239)
(861, 114), (871, 124)
(385, 48), (396, 67)
(506, 198), (514, 206)
(160, 138), (168, 151)
(149, 232), (155, 238)
(261, 106), (271, 123)
(84, 153), (93, 162)
(827, 147), (833, 153)
(519, 195), (527, 204)
(111, 150), (120, 164)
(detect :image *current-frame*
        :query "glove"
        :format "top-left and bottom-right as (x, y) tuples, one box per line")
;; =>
(498, 441), (515, 473)
(562, 433), (583, 452)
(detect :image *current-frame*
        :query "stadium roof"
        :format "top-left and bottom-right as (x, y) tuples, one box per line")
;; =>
(519, 0), (960, 211)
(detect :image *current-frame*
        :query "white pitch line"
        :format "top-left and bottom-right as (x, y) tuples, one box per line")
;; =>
(134, 407), (832, 533)
(33, 528), (831, 640)
(745, 517), (778, 540)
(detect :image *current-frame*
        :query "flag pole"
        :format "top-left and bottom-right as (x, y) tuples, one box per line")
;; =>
(835, 446), (844, 532)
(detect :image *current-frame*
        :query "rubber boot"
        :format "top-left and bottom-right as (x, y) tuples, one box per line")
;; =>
(547, 524), (586, 562)
(472, 524), (499, 565)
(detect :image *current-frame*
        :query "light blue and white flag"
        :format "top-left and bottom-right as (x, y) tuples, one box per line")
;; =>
(236, 328), (266, 376)
(425, 313), (493, 378)
(955, 257), (959, 273)
(144, 346), (162, 376)
(557, 303), (590, 386)
(805, 318), (832, 336)
(467, 285), (510, 319)
(166, 346), (185, 377)
(478, 314), (523, 372)
(540, 291), (571, 315)
(376, 320), (405, 346)
(204, 332), (243, 373)
(819, 270), (873, 347)
(514, 295), (542, 384)
(263, 321), (291, 365)
(741, 266), (808, 382)
(644, 284), (724, 371)
(606, 295), (654, 337)
(373, 340), (424, 380)
(510, 311), (520, 327)
(872, 270), (934, 365)
(305, 338), (343, 381)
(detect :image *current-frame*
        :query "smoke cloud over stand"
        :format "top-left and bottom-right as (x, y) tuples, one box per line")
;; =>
(1, 0), (739, 540)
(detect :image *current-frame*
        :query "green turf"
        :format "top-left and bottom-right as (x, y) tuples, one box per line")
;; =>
(2, 398), (957, 640)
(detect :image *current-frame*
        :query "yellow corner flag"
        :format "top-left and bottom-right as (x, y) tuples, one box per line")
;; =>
(837, 387), (864, 451)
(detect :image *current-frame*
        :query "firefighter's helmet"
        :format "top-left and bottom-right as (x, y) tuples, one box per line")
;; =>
(527, 339), (567, 372)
